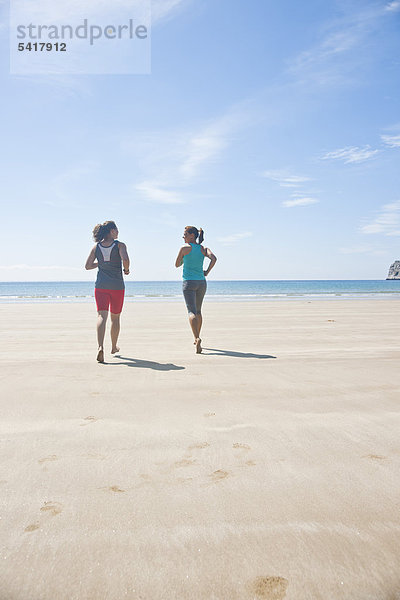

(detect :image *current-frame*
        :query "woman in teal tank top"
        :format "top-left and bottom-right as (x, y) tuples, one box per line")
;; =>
(175, 226), (217, 353)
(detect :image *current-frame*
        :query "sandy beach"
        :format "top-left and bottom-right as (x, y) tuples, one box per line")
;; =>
(1, 299), (400, 600)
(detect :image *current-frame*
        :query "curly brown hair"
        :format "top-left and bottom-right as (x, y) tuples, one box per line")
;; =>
(92, 221), (117, 242)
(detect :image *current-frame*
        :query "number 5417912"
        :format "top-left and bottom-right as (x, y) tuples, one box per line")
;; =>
(18, 42), (67, 51)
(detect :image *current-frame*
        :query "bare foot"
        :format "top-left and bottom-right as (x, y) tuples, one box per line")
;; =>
(111, 347), (120, 355)
(195, 338), (202, 354)
(96, 348), (104, 363)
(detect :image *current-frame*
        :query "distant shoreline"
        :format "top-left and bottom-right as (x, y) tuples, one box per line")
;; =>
(2, 280), (400, 304)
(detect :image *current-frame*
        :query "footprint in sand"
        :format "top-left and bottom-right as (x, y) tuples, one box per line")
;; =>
(40, 501), (63, 516)
(101, 486), (125, 493)
(189, 442), (210, 450)
(38, 455), (59, 465)
(80, 416), (99, 426)
(24, 501), (62, 533)
(83, 452), (106, 461)
(233, 443), (251, 451)
(251, 576), (288, 599)
(24, 523), (40, 532)
(210, 469), (230, 482)
(177, 477), (193, 484)
(363, 454), (387, 461)
(175, 458), (197, 468)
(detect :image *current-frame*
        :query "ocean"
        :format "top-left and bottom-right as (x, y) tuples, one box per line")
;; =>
(0, 280), (399, 303)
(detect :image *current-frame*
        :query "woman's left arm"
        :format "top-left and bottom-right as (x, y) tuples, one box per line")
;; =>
(85, 245), (98, 270)
(119, 243), (130, 275)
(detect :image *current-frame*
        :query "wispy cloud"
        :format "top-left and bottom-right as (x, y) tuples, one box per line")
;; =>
(321, 145), (380, 164)
(152, 0), (193, 23)
(217, 232), (253, 246)
(135, 181), (183, 204)
(287, 3), (397, 88)
(262, 169), (320, 208)
(132, 107), (249, 203)
(262, 170), (312, 188)
(381, 134), (400, 148)
(361, 201), (400, 235)
(339, 245), (387, 256)
(385, 1), (400, 12)
(282, 197), (319, 208)
(180, 126), (229, 179)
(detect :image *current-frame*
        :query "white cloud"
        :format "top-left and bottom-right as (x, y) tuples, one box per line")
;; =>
(262, 171), (312, 187)
(385, 1), (400, 12)
(321, 145), (380, 163)
(152, 0), (192, 23)
(180, 128), (228, 179)
(339, 245), (386, 256)
(135, 181), (183, 204)
(287, 3), (396, 89)
(127, 107), (249, 203)
(282, 197), (319, 208)
(262, 170), (320, 208)
(381, 134), (400, 148)
(217, 232), (253, 246)
(361, 201), (400, 235)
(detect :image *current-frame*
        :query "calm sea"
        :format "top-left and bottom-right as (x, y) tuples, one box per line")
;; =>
(0, 280), (400, 303)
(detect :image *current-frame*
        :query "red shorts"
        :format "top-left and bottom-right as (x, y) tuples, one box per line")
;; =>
(95, 288), (125, 314)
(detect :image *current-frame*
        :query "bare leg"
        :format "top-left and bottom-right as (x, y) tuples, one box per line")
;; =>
(110, 312), (121, 354)
(192, 314), (203, 343)
(189, 313), (202, 354)
(97, 310), (108, 362)
(197, 313), (203, 337)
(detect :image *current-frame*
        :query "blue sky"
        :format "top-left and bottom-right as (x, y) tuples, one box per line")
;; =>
(0, 0), (399, 281)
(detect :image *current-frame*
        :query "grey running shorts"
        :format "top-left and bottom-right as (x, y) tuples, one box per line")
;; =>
(182, 280), (207, 315)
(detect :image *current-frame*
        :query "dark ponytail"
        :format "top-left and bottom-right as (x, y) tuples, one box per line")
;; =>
(92, 220), (117, 242)
(185, 225), (204, 244)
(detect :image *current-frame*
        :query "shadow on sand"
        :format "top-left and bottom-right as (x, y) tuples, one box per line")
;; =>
(202, 348), (276, 359)
(106, 356), (185, 371)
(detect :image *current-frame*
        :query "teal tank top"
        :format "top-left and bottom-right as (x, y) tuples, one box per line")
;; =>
(183, 244), (205, 281)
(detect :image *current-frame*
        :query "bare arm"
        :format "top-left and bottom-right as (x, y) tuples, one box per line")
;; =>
(85, 246), (98, 270)
(203, 247), (217, 276)
(118, 242), (130, 275)
(175, 245), (191, 268)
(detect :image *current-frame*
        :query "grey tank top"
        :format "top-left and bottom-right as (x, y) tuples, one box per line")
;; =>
(95, 241), (124, 290)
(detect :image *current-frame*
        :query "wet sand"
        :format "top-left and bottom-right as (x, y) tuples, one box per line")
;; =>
(1, 300), (400, 600)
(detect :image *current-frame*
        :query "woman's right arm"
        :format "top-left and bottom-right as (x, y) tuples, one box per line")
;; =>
(175, 246), (191, 268)
(85, 246), (98, 270)
(204, 247), (217, 276)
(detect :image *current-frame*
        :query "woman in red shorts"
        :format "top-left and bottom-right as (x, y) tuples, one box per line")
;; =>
(85, 221), (130, 363)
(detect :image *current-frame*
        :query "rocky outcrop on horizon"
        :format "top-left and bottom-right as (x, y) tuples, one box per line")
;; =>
(386, 261), (400, 280)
